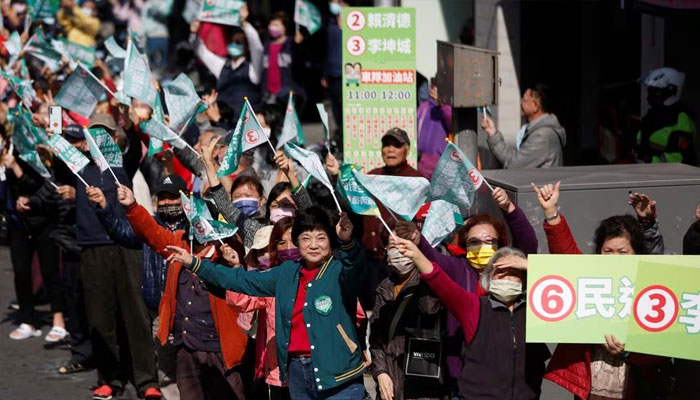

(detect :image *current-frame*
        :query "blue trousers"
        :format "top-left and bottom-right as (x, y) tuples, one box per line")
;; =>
(288, 357), (364, 400)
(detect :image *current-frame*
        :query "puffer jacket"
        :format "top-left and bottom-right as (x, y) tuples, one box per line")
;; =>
(487, 113), (567, 168)
(96, 204), (187, 309)
(370, 271), (449, 400)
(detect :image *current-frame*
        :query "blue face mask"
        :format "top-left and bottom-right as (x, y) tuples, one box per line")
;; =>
(227, 43), (243, 58)
(329, 2), (341, 16)
(233, 198), (260, 217)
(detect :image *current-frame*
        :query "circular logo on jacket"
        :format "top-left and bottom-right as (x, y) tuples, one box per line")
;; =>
(314, 295), (333, 316)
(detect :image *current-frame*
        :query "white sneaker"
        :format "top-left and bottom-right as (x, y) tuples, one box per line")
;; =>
(9, 323), (42, 340)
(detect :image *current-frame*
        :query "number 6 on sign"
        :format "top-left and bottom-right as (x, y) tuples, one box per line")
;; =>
(529, 275), (576, 322)
(633, 285), (679, 332)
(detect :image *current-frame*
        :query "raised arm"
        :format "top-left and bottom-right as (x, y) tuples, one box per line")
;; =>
(531, 181), (582, 255)
(628, 192), (665, 255)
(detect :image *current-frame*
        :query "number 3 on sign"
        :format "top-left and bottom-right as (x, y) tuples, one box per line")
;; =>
(346, 35), (366, 57)
(633, 285), (679, 332)
(346, 10), (365, 31)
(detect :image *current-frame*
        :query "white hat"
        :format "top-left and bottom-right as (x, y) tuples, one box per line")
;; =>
(245, 225), (274, 255)
(641, 67), (685, 106)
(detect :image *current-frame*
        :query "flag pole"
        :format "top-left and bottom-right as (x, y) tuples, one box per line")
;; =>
(482, 179), (495, 192)
(246, 97), (277, 154)
(385, 208), (400, 222)
(377, 214), (398, 241)
(189, 194), (194, 256)
(77, 61), (116, 97)
(330, 189), (343, 214)
(74, 171), (90, 187)
(47, 180), (59, 190)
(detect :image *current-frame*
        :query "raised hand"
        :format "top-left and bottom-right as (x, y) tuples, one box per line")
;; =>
(530, 181), (561, 223)
(336, 213), (353, 242)
(603, 334), (625, 356)
(394, 237), (432, 274)
(86, 186), (107, 209)
(628, 192), (656, 221)
(202, 135), (221, 164)
(165, 245), (194, 266)
(117, 184), (135, 207)
(480, 114), (496, 136)
(492, 186), (515, 213)
(56, 185), (76, 201)
(221, 244), (241, 266)
(493, 254), (528, 271)
(326, 152), (339, 177)
(394, 221), (420, 245)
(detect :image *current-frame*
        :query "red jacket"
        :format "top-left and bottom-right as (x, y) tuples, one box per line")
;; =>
(126, 203), (248, 369)
(543, 215), (665, 399)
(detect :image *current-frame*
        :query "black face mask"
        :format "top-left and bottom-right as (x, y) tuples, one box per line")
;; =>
(157, 204), (185, 222)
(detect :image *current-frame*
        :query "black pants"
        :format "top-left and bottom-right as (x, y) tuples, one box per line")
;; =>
(176, 346), (246, 400)
(81, 244), (157, 393)
(328, 75), (344, 147)
(62, 249), (93, 366)
(9, 224), (65, 325)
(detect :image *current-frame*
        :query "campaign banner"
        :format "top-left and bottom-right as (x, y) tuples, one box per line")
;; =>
(57, 38), (96, 67)
(342, 7), (416, 170)
(526, 254), (700, 361)
(198, 0), (246, 26)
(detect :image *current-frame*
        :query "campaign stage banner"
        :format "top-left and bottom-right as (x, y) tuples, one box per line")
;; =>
(341, 7), (416, 171)
(526, 254), (700, 361)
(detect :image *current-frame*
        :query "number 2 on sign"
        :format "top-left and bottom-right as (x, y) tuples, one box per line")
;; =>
(346, 11), (365, 31)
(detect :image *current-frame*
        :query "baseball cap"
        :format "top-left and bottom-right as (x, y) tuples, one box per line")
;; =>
(63, 124), (84, 140)
(155, 174), (188, 196)
(381, 127), (410, 147)
(89, 113), (126, 138)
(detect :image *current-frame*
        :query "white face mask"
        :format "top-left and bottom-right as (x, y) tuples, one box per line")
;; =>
(81, 7), (93, 16)
(489, 279), (522, 305)
(386, 248), (415, 275)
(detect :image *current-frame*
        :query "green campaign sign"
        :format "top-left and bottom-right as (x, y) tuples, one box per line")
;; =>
(526, 255), (700, 361)
(198, 0), (246, 26)
(342, 7), (417, 171)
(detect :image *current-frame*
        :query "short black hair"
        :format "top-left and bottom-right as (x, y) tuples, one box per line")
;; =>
(526, 83), (552, 113)
(266, 182), (293, 218)
(231, 175), (264, 198)
(594, 215), (647, 254)
(292, 206), (337, 248)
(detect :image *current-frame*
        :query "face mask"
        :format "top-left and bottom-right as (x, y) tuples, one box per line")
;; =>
(278, 248), (302, 262)
(466, 244), (497, 270)
(268, 26), (283, 39)
(329, 2), (341, 15)
(258, 255), (271, 269)
(233, 197), (260, 217)
(387, 248), (415, 275)
(81, 7), (93, 16)
(157, 204), (185, 222)
(270, 207), (296, 223)
(13, 4), (27, 13)
(489, 279), (523, 305)
(227, 43), (243, 58)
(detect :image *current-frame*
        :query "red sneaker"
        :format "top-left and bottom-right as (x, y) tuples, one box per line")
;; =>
(92, 385), (113, 400)
(144, 387), (163, 399)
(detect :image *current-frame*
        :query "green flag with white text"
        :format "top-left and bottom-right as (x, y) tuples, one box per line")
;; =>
(88, 128), (123, 168)
(48, 134), (90, 174)
(429, 142), (482, 209)
(218, 100), (265, 177)
(283, 143), (331, 190)
(336, 164), (380, 217)
(421, 200), (463, 247)
(163, 73), (204, 134)
(19, 150), (51, 179)
(140, 118), (188, 150)
(124, 38), (157, 107)
(198, 0), (246, 26)
(294, 0), (322, 34)
(277, 92), (305, 149)
(54, 64), (106, 117)
(57, 38), (96, 67)
(181, 192), (238, 242)
(148, 95), (166, 157)
(352, 170), (430, 221)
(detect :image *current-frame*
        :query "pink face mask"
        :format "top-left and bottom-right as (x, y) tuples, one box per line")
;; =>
(270, 207), (296, 223)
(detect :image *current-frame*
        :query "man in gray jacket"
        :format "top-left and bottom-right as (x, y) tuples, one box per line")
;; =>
(482, 84), (566, 168)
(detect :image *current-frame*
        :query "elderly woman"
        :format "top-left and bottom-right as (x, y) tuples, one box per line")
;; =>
(394, 239), (550, 399)
(531, 182), (669, 400)
(166, 207), (367, 400)
(370, 238), (448, 400)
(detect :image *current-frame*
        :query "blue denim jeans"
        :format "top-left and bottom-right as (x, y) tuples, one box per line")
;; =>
(288, 357), (364, 400)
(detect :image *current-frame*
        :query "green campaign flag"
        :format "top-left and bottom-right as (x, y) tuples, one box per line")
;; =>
(429, 142), (482, 209)
(104, 36), (126, 59)
(218, 100), (265, 177)
(124, 38), (158, 107)
(19, 150), (51, 179)
(352, 169), (430, 221)
(139, 118), (188, 150)
(48, 134), (90, 174)
(283, 143), (331, 190)
(147, 95), (166, 157)
(163, 73), (204, 134)
(4, 31), (22, 58)
(54, 64), (106, 117)
(25, 32), (63, 72)
(183, 0), (203, 24)
(10, 109), (38, 154)
(316, 103), (330, 147)
(336, 164), (380, 217)
(17, 106), (49, 144)
(421, 200), (463, 247)
(294, 0), (322, 35)
(526, 254), (700, 362)
(181, 192), (238, 242)
(198, 0), (246, 26)
(88, 128), (123, 168)
(57, 38), (96, 67)
(28, 0), (60, 18)
(2, 71), (38, 107)
(277, 92), (305, 149)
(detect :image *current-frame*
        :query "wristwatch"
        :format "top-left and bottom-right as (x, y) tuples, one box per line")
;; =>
(544, 206), (560, 221)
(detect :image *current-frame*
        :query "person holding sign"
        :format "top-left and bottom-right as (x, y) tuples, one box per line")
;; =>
(531, 182), (670, 400)
(166, 208), (369, 400)
(395, 238), (550, 399)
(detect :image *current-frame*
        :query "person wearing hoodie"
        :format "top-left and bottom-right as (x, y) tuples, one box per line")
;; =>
(481, 84), (567, 168)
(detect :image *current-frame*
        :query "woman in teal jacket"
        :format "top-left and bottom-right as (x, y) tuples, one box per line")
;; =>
(165, 207), (367, 400)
